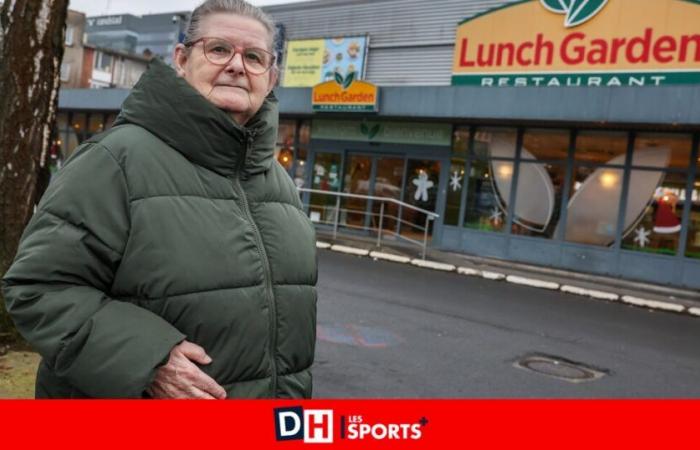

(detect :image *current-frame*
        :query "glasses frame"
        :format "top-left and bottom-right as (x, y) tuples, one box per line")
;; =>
(184, 37), (276, 75)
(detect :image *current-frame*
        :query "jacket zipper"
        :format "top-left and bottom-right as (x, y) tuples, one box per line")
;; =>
(232, 130), (278, 395)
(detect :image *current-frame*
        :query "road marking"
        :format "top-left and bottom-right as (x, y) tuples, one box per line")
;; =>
(621, 295), (685, 313)
(457, 267), (481, 277)
(560, 285), (620, 301)
(410, 259), (456, 271)
(481, 271), (506, 281)
(369, 251), (411, 264)
(330, 244), (370, 256)
(506, 275), (560, 290)
(316, 242), (698, 319)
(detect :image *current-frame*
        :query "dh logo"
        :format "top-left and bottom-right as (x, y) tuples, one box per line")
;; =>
(541, 0), (609, 28)
(274, 407), (334, 443)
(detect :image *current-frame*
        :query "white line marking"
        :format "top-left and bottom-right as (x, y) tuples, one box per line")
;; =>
(369, 251), (411, 264)
(410, 259), (456, 272)
(457, 267), (481, 277)
(560, 285), (619, 301)
(481, 271), (506, 281)
(506, 275), (560, 290)
(330, 245), (370, 256)
(621, 296), (685, 313)
(316, 241), (331, 249)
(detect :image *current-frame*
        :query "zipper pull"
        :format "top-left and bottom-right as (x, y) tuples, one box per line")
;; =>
(241, 131), (255, 181)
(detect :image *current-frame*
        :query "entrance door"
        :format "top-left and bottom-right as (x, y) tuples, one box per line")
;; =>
(401, 158), (441, 241)
(372, 156), (405, 233)
(341, 154), (372, 228)
(309, 151), (342, 224)
(341, 154), (405, 233)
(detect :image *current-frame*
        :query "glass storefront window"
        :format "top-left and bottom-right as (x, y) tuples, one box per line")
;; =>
(563, 165), (623, 246)
(444, 159), (465, 226)
(511, 162), (565, 238)
(105, 113), (118, 130)
(464, 159), (509, 233)
(275, 120), (296, 171)
(686, 156), (700, 259)
(622, 171), (688, 256)
(294, 121), (310, 188)
(522, 129), (570, 161)
(309, 152), (341, 223)
(88, 113), (105, 137)
(633, 133), (693, 170)
(575, 131), (628, 165)
(71, 112), (86, 139)
(401, 159), (440, 240)
(473, 128), (517, 159)
(452, 126), (470, 159)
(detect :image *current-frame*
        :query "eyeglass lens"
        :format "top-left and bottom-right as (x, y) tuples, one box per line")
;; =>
(203, 39), (273, 73)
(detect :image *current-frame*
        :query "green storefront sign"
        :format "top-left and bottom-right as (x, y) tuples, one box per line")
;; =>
(311, 120), (452, 147)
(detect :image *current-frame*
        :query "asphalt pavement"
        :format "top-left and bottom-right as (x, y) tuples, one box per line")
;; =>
(312, 250), (700, 398)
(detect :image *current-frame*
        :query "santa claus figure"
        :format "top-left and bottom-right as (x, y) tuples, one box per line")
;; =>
(653, 191), (681, 234)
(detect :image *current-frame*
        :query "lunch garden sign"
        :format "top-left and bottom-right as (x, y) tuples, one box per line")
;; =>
(451, 0), (700, 87)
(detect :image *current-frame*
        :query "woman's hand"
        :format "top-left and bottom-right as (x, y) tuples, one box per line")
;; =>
(147, 340), (227, 399)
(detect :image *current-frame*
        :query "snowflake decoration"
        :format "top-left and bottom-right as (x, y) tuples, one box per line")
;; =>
(450, 171), (462, 192)
(412, 172), (434, 202)
(633, 226), (651, 248)
(489, 206), (503, 223)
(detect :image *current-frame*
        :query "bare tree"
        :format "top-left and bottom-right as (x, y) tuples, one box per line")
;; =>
(0, 0), (69, 343)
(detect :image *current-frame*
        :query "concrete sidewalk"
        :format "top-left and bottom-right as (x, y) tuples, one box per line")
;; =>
(315, 230), (700, 318)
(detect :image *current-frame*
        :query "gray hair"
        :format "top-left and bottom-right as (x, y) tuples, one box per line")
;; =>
(183, 0), (278, 53)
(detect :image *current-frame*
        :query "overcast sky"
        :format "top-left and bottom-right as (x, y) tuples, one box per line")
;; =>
(68, 0), (305, 16)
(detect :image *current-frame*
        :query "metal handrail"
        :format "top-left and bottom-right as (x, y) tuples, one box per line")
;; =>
(297, 187), (440, 259)
(298, 188), (439, 218)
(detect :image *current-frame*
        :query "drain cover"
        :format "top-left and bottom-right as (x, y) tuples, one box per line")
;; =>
(513, 353), (608, 383)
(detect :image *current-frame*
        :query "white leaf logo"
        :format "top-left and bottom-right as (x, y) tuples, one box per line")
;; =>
(540, 0), (609, 28)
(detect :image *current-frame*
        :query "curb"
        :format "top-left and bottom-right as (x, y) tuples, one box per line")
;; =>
(320, 241), (694, 319)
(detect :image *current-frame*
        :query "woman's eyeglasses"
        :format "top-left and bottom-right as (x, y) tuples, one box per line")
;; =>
(185, 37), (276, 75)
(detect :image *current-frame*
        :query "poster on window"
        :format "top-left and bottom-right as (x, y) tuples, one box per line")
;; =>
(282, 36), (369, 87)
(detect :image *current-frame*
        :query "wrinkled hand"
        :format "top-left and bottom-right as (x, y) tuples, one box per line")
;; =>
(147, 340), (227, 399)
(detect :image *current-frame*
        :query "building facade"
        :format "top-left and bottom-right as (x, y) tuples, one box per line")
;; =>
(85, 12), (189, 64)
(56, 0), (700, 289)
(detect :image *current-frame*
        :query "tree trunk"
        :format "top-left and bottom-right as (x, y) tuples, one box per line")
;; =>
(0, 0), (69, 344)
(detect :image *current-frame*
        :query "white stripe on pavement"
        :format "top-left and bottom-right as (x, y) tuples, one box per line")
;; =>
(621, 295), (685, 313)
(457, 267), (481, 277)
(410, 259), (456, 272)
(330, 245), (370, 256)
(506, 275), (560, 290)
(369, 251), (411, 264)
(560, 285), (620, 301)
(481, 271), (506, 281)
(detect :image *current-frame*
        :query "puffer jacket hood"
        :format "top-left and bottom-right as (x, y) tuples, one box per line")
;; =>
(114, 58), (278, 177)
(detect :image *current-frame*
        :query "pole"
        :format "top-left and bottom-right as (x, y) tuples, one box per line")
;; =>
(333, 196), (340, 240)
(376, 201), (385, 248)
(422, 215), (431, 260)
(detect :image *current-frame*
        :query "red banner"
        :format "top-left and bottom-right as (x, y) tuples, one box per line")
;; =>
(0, 400), (698, 448)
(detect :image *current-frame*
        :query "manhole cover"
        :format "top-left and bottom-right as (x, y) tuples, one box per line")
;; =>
(513, 353), (608, 383)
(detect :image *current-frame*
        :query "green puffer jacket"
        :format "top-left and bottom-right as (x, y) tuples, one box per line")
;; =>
(2, 59), (317, 399)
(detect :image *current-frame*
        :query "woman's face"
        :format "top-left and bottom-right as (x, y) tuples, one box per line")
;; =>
(174, 13), (277, 125)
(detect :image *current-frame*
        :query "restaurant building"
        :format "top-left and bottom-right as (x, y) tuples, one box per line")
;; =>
(56, 0), (700, 288)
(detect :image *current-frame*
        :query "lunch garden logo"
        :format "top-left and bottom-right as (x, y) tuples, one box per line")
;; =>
(312, 72), (379, 112)
(452, 0), (700, 87)
(540, 0), (609, 28)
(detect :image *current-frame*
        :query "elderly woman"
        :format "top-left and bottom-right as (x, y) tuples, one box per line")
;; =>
(2, 0), (317, 399)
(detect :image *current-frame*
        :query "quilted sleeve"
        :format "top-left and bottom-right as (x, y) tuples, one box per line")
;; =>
(1, 143), (185, 398)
